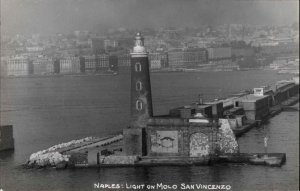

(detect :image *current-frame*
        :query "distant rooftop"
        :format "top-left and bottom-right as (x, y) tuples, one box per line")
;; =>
(239, 94), (269, 102)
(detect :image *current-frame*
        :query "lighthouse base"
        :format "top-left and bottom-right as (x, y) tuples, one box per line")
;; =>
(123, 127), (147, 156)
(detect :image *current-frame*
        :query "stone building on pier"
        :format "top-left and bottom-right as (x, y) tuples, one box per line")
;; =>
(123, 33), (237, 159)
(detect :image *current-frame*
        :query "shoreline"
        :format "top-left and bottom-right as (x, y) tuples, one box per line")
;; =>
(3, 67), (296, 79)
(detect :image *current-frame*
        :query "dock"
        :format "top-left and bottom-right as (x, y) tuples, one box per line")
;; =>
(137, 156), (210, 166)
(233, 120), (257, 137)
(67, 153), (286, 168)
(234, 94), (299, 137)
(216, 153), (286, 167)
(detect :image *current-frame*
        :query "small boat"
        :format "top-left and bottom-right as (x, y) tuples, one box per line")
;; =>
(249, 155), (283, 166)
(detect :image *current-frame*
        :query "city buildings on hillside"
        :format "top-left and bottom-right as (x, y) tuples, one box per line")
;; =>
(1, 24), (298, 76)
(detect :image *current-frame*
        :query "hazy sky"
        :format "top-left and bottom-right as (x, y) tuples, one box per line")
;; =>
(1, 0), (299, 35)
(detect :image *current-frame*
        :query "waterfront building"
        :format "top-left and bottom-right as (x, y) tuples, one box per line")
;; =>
(118, 54), (131, 68)
(167, 48), (184, 68)
(168, 47), (207, 68)
(259, 42), (299, 57)
(79, 56), (85, 73)
(207, 47), (232, 60)
(206, 47), (236, 70)
(53, 58), (60, 74)
(32, 56), (54, 75)
(60, 56), (80, 74)
(231, 48), (254, 58)
(83, 55), (96, 73)
(7, 56), (29, 76)
(183, 48), (208, 68)
(149, 51), (168, 68)
(237, 94), (270, 121)
(149, 60), (161, 69)
(95, 54), (109, 71)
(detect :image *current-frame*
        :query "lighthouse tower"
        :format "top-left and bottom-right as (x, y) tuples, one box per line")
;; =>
(130, 32), (153, 128)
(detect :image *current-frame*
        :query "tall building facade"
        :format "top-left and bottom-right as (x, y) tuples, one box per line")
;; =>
(7, 56), (29, 76)
(60, 57), (80, 74)
(168, 48), (208, 68)
(149, 51), (168, 68)
(130, 33), (153, 128)
(118, 54), (131, 68)
(83, 55), (97, 73)
(96, 54), (109, 70)
(32, 56), (54, 75)
(207, 47), (232, 60)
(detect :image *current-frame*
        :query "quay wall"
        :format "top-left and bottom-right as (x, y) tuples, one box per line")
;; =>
(146, 119), (219, 157)
(0, 125), (14, 151)
(231, 82), (299, 121)
(274, 84), (299, 105)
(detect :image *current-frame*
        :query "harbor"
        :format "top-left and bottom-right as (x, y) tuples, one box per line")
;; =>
(0, 65), (298, 191)
(0, 0), (299, 190)
(22, 33), (299, 169)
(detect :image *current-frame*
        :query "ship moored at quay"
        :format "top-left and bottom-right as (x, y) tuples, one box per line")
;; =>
(25, 33), (298, 169)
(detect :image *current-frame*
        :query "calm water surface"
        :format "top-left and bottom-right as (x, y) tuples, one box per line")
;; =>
(0, 71), (298, 191)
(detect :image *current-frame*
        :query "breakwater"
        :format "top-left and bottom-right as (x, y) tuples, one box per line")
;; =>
(25, 77), (298, 169)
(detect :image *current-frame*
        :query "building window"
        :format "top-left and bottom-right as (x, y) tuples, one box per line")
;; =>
(135, 62), (141, 72)
(136, 81), (143, 91)
(136, 100), (143, 111)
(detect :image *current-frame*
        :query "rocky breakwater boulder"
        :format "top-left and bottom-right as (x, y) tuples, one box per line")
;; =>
(218, 119), (239, 154)
(27, 151), (70, 168)
(26, 137), (94, 168)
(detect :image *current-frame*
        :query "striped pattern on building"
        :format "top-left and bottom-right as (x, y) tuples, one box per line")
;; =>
(60, 57), (80, 74)
(7, 56), (29, 76)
